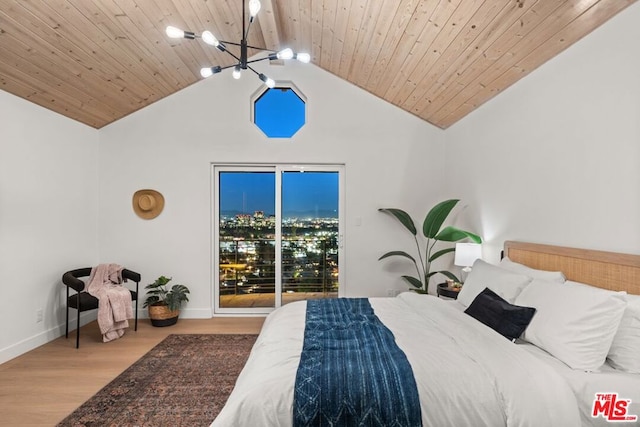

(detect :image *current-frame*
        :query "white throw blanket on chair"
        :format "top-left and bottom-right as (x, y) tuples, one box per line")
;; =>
(87, 263), (133, 342)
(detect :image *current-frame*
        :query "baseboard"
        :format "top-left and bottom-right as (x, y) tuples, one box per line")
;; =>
(0, 311), (97, 365)
(178, 307), (213, 319)
(1, 307), (215, 365)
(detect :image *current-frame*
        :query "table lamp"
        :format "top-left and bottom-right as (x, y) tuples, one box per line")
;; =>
(454, 242), (483, 282)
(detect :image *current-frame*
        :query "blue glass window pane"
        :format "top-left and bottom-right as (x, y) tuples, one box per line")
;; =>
(254, 88), (305, 138)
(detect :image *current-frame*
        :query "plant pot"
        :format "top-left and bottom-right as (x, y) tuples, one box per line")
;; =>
(148, 304), (179, 327)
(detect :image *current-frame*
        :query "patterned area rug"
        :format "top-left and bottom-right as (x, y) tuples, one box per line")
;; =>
(57, 334), (257, 427)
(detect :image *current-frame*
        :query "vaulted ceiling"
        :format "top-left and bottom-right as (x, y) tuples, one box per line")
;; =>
(0, 0), (634, 129)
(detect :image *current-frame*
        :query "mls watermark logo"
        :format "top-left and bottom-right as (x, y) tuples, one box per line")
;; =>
(592, 393), (638, 422)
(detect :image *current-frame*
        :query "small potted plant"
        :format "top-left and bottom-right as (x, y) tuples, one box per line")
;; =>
(143, 275), (190, 327)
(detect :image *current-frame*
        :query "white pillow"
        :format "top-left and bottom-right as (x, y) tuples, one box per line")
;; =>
(499, 257), (566, 284)
(515, 279), (627, 371)
(457, 259), (532, 307)
(607, 294), (640, 373)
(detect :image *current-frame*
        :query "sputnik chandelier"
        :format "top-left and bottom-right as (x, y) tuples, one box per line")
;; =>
(166, 0), (310, 88)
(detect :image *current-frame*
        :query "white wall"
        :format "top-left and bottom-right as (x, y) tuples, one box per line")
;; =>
(444, 2), (640, 262)
(97, 61), (446, 318)
(5, 2), (638, 363)
(0, 91), (98, 363)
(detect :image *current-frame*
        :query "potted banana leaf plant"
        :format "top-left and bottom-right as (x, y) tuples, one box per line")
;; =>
(379, 199), (481, 294)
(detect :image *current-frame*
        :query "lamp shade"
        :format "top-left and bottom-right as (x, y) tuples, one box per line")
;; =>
(454, 242), (482, 267)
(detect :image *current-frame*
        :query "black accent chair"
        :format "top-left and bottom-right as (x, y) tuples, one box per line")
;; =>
(62, 267), (140, 348)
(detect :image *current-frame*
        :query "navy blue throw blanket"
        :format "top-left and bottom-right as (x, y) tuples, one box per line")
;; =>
(293, 298), (422, 427)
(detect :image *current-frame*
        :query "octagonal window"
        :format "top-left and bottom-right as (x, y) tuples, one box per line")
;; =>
(252, 84), (306, 138)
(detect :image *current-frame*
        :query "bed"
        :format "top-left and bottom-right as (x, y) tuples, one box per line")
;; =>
(211, 241), (640, 427)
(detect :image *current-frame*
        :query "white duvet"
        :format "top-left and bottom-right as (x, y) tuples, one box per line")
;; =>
(519, 342), (640, 427)
(212, 292), (581, 427)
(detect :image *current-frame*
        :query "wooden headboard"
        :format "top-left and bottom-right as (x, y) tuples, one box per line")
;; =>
(503, 241), (640, 295)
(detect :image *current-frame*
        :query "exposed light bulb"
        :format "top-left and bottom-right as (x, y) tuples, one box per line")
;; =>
(277, 48), (294, 60)
(200, 67), (213, 78)
(166, 26), (184, 39)
(201, 31), (219, 47)
(168, 2), (311, 87)
(200, 66), (222, 78)
(232, 66), (242, 79)
(295, 52), (311, 63)
(259, 73), (275, 88)
(249, 0), (261, 18)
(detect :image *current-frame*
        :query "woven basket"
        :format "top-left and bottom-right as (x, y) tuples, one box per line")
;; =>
(148, 304), (179, 327)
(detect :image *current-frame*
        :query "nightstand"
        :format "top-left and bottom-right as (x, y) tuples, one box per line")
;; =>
(437, 282), (461, 299)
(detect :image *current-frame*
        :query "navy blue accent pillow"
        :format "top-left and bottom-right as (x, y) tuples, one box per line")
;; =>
(464, 287), (537, 341)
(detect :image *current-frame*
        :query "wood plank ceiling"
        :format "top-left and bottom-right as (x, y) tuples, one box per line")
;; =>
(0, 0), (635, 129)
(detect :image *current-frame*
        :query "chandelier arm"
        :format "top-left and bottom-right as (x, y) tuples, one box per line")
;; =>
(168, 2), (307, 84)
(244, 44), (277, 52)
(218, 40), (242, 47)
(245, 64), (262, 76)
(218, 40), (275, 53)
(219, 63), (242, 71)
(245, 18), (252, 41)
(245, 57), (273, 65)
(220, 49), (243, 64)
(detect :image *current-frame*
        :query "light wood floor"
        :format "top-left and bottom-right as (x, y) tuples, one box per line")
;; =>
(0, 317), (264, 427)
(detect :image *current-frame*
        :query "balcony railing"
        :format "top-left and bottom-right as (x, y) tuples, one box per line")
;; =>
(219, 237), (339, 295)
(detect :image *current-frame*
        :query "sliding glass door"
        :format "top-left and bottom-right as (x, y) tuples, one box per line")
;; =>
(213, 165), (344, 314)
(216, 168), (277, 310)
(280, 170), (340, 306)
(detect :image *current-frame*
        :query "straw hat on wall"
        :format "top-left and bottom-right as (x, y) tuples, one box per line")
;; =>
(132, 189), (165, 220)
